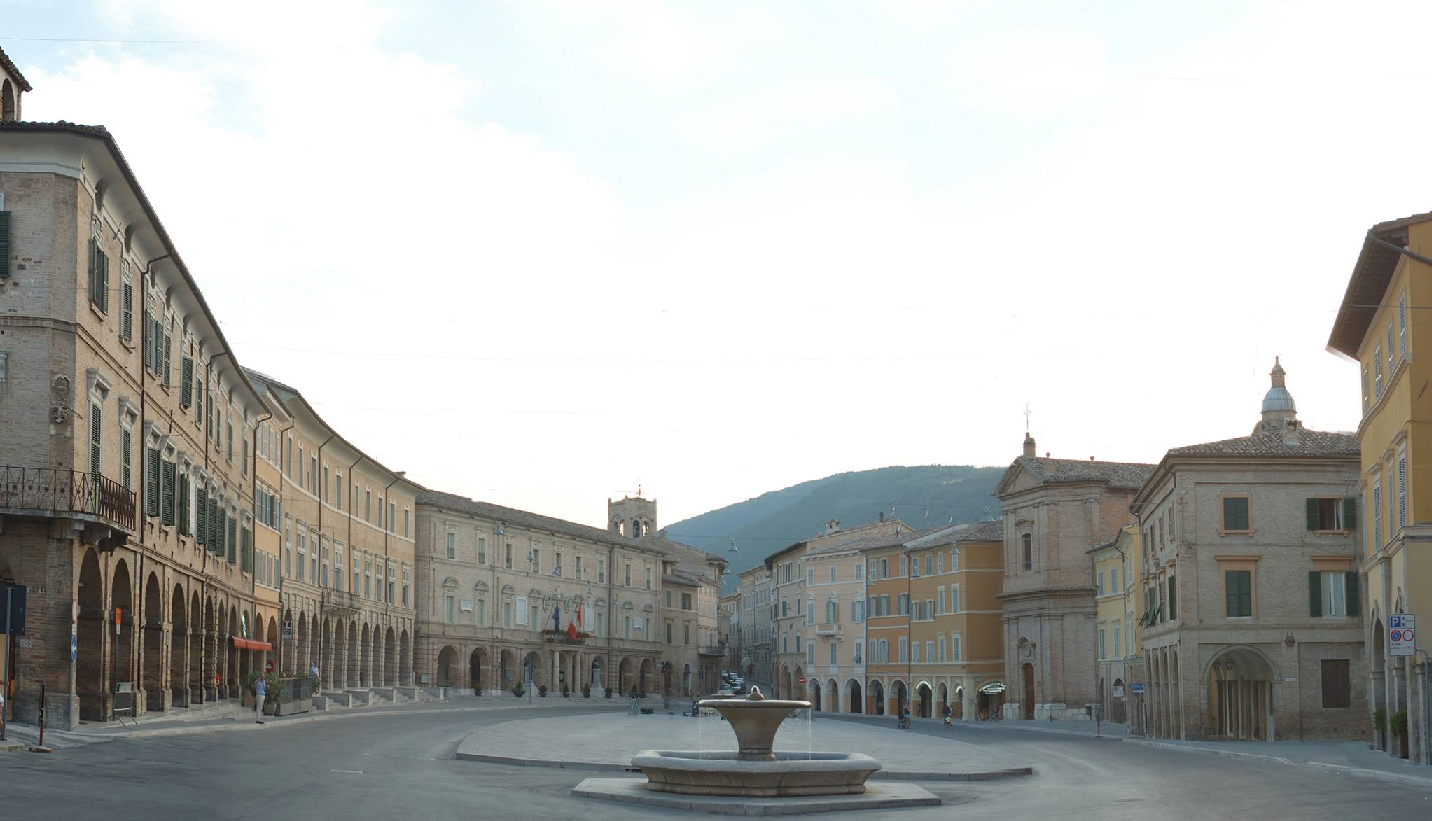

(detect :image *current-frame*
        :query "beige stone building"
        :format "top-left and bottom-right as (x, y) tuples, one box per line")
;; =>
(243, 371), (421, 696)
(0, 62), (288, 727)
(1091, 523), (1142, 727)
(996, 434), (1153, 720)
(1131, 362), (1365, 741)
(414, 491), (665, 697)
(735, 564), (773, 685)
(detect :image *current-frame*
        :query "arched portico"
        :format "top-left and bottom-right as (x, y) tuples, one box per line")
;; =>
(1207, 647), (1275, 740)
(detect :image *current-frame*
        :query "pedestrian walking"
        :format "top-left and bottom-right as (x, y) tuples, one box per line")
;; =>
(254, 675), (267, 724)
(942, 703), (952, 728)
(311, 662), (320, 695)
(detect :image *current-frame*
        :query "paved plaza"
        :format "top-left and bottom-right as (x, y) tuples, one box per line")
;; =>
(3, 706), (1432, 820)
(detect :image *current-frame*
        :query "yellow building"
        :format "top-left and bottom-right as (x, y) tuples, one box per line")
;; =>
(1328, 212), (1432, 764)
(1090, 524), (1141, 728)
(905, 521), (1005, 721)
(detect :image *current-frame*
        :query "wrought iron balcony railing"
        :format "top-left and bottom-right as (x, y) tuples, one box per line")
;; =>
(0, 466), (137, 532)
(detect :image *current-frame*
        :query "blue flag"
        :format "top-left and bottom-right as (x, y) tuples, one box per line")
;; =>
(551, 604), (560, 632)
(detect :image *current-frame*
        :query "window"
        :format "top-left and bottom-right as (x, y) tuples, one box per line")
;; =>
(852, 599), (864, 623)
(684, 623), (690, 644)
(807, 568), (815, 586)
(364, 489), (371, 522)
(950, 585), (960, 614)
(898, 637), (907, 663)
(1388, 321), (1396, 373)
(681, 592), (693, 610)
(1111, 566), (1119, 592)
(1112, 624), (1121, 658)
(951, 633), (961, 662)
(1221, 497), (1250, 532)
(829, 642), (837, 665)
(899, 555), (908, 576)
(388, 501), (395, 531)
(1099, 627), (1106, 659)
(297, 532), (306, 582)
(880, 559), (889, 579)
(854, 562), (863, 581)
(1225, 570), (1252, 617)
(925, 555), (933, 576)
(1398, 450), (1408, 529)
(1167, 575), (1176, 620)
(504, 542), (514, 569)
(1308, 497), (1356, 531)
(1021, 534), (1032, 571)
(806, 641), (815, 665)
(951, 548), (959, 571)
(403, 507), (410, 538)
(854, 640), (863, 664)
(531, 545), (540, 574)
(1373, 474), (1384, 552)
(805, 598), (815, 625)
(912, 642), (921, 663)
(597, 558), (606, 583)
(1321, 659), (1352, 708)
(1362, 365), (1371, 412)
(911, 557), (919, 578)
(1374, 344), (1384, 398)
(1310, 570), (1358, 617)
(87, 237), (110, 313)
(624, 562), (632, 586)
(474, 598), (484, 626)
(1168, 508), (1175, 541)
(446, 531), (456, 560)
(1096, 570), (1104, 596)
(445, 595), (455, 623)
(645, 567), (652, 589)
(936, 552), (944, 574)
(829, 566), (837, 583)
(477, 536), (487, 565)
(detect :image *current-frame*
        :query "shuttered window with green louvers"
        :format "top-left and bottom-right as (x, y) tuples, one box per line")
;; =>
(241, 525), (252, 573)
(162, 326), (172, 388)
(227, 516), (237, 564)
(180, 357), (193, 408)
(160, 459), (176, 526)
(120, 282), (133, 342)
(89, 403), (102, 476)
(178, 473), (190, 535)
(196, 488), (208, 545)
(212, 499), (224, 555)
(121, 427), (132, 489)
(145, 447), (160, 517)
(0, 211), (11, 278)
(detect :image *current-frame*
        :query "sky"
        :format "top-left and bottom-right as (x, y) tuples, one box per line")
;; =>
(3, 0), (1428, 529)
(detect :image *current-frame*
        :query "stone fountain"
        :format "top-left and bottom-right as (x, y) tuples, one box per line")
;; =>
(629, 686), (881, 797)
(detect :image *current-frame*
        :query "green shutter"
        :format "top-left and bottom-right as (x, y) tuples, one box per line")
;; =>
(160, 460), (176, 525)
(1306, 498), (1320, 531)
(1346, 571), (1360, 615)
(1309, 571), (1323, 617)
(120, 282), (133, 342)
(196, 488), (207, 545)
(180, 357), (193, 407)
(1167, 575), (1177, 621)
(1343, 497), (1358, 530)
(100, 251), (109, 313)
(0, 211), (11, 278)
(145, 448), (161, 517)
(178, 473), (190, 535)
(227, 516), (237, 564)
(1226, 571), (1240, 617)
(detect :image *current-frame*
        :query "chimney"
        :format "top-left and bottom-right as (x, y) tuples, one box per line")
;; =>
(1022, 433), (1036, 458)
(1282, 418), (1302, 446)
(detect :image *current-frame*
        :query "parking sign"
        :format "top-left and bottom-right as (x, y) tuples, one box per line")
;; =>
(1390, 614), (1416, 657)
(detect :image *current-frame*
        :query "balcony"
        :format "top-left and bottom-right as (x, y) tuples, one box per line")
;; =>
(698, 641), (726, 657)
(0, 466), (137, 546)
(322, 589), (363, 617)
(815, 623), (843, 638)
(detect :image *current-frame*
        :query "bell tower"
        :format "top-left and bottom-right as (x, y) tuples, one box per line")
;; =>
(608, 488), (657, 539)
(0, 47), (31, 123)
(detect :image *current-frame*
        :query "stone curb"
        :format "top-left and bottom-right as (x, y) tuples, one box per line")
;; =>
(5, 698), (632, 744)
(456, 739), (1033, 781)
(1123, 738), (1432, 790)
(829, 713), (1121, 741)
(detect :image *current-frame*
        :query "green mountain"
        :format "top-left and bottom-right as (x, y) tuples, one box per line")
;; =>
(664, 465), (1007, 592)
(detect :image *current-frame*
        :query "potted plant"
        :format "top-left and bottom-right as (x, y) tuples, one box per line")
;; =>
(561, 684), (570, 698)
(538, 684), (548, 698)
(512, 683), (525, 698)
(473, 685), (482, 697)
(582, 683), (591, 698)
(604, 686), (613, 699)
(1391, 711), (1410, 758)
(1374, 708), (1387, 749)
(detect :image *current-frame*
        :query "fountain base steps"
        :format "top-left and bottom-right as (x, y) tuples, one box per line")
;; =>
(572, 778), (939, 815)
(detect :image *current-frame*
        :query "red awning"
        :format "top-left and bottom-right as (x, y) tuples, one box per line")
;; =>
(231, 637), (272, 652)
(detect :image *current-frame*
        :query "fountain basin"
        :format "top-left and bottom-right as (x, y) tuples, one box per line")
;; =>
(631, 750), (882, 797)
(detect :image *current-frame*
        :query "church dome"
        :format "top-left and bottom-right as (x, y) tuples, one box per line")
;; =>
(1261, 386), (1296, 413)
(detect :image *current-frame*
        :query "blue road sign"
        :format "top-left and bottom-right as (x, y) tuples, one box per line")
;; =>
(70, 635), (77, 663)
(1129, 683), (1145, 695)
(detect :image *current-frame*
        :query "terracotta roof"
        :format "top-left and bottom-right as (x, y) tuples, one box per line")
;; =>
(805, 526), (934, 557)
(417, 489), (639, 548)
(1328, 211), (1432, 357)
(1014, 456), (1154, 490)
(0, 46), (33, 92)
(1165, 427), (1359, 458)
(905, 519), (1003, 550)
(952, 520), (1004, 543)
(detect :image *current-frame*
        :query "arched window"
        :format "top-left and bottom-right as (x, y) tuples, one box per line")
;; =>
(1021, 533), (1033, 571)
(1, 80), (13, 123)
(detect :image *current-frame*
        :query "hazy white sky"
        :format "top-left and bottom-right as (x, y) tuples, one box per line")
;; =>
(6, 1), (1426, 527)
